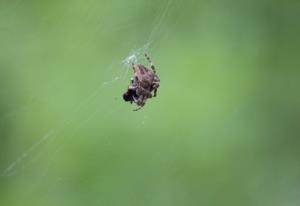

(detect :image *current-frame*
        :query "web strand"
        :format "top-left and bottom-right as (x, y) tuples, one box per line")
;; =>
(1, 0), (175, 178)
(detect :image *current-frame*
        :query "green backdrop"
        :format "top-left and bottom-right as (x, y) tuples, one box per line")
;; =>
(1, 0), (300, 205)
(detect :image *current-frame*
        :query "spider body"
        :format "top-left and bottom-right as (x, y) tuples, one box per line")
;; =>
(123, 54), (160, 111)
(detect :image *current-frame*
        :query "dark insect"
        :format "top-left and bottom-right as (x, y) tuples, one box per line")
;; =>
(123, 54), (160, 111)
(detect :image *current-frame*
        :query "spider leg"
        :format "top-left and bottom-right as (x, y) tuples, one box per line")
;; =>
(145, 53), (156, 73)
(153, 88), (157, 97)
(154, 75), (160, 82)
(133, 97), (145, 111)
(133, 95), (139, 104)
(131, 62), (136, 72)
(133, 106), (143, 111)
(152, 82), (159, 97)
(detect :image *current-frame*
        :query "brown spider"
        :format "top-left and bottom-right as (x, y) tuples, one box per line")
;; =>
(123, 54), (160, 111)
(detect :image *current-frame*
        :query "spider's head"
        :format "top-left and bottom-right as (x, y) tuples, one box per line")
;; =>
(123, 89), (137, 102)
(123, 92), (131, 102)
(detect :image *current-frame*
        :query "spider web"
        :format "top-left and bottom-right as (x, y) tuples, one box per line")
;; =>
(0, 0), (174, 178)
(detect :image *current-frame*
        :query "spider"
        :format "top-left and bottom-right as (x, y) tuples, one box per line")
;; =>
(123, 54), (160, 111)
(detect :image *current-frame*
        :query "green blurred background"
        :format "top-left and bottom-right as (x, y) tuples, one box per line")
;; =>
(1, 0), (300, 205)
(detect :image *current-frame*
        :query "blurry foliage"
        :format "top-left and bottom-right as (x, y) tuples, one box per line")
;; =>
(0, 0), (300, 206)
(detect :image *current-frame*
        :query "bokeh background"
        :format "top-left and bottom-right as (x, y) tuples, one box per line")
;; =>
(1, 0), (300, 205)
